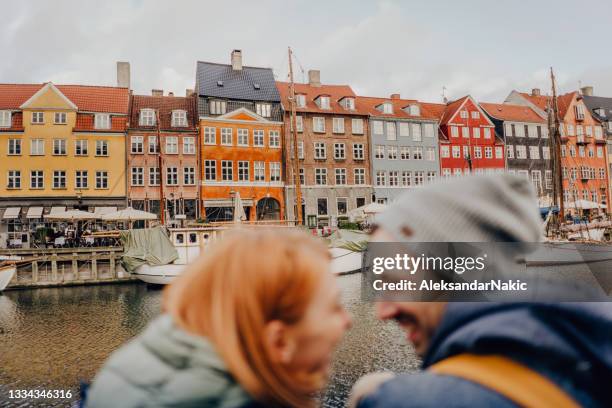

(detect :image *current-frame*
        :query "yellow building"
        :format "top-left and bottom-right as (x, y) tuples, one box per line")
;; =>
(0, 82), (129, 246)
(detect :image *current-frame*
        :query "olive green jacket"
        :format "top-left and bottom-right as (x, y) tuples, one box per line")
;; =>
(85, 315), (253, 408)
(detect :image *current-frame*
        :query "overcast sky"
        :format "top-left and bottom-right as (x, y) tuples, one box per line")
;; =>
(3, 0), (612, 103)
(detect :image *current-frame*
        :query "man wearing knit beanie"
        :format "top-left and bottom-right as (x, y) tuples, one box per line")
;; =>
(349, 174), (612, 408)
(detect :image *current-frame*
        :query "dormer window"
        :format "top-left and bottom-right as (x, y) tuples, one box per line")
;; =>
(210, 100), (227, 115)
(341, 97), (355, 111)
(296, 94), (306, 108)
(575, 104), (585, 121)
(382, 102), (393, 114)
(407, 104), (420, 116)
(256, 103), (272, 118)
(171, 110), (187, 127)
(0, 111), (11, 128)
(95, 113), (111, 129)
(318, 96), (330, 110)
(139, 109), (156, 126)
(596, 108), (605, 117)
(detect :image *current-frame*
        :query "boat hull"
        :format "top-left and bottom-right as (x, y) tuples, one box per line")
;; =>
(0, 266), (16, 291)
(132, 263), (186, 285)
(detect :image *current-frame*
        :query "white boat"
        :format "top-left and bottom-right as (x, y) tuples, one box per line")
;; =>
(0, 264), (16, 291)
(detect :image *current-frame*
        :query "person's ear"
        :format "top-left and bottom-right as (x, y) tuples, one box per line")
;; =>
(264, 320), (297, 364)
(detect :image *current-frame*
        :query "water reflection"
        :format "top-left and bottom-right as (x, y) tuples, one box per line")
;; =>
(0, 274), (418, 407)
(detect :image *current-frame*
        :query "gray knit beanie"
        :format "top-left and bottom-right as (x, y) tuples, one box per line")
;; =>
(375, 174), (542, 243)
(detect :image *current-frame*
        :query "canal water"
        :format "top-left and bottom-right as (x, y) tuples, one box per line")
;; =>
(0, 273), (419, 407)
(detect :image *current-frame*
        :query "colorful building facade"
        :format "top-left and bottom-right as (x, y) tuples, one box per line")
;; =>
(127, 92), (199, 221)
(196, 50), (284, 221)
(277, 70), (372, 226)
(0, 82), (128, 246)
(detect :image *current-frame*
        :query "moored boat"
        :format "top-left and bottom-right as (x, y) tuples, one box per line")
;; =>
(0, 264), (16, 291)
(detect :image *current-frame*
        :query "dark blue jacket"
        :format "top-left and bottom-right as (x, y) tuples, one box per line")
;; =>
(359, 303), (612, 407)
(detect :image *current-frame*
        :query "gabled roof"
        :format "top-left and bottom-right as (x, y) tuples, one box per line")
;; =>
(0, 83), (129, 113)
(583, 95), (612, 122)
(355, 96), (443, 120)
(276, 81), (367, 115)
(516, 91), (576, 119)
(439, 95), (470, 124)
(479, 102), (545, 124)
(196, 61), (280, 102)
(129, 94), (197, 130)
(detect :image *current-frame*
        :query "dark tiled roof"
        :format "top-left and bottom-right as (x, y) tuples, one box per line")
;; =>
(196, 62), (280, 102)
(129, 95), (197, 131)
(583, 95), (612, 121)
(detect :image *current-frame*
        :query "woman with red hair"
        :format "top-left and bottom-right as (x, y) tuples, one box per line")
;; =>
(86, 229), (352, 407)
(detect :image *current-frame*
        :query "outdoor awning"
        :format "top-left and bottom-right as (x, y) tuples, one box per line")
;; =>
(49, 206), (66, 215)
(26, 207), (44, 219)
(203, 199), (255, 207)
(93, 207), (117, 217)
(3, 207), (21, 219)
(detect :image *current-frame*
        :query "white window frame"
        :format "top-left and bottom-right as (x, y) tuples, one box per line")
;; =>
(139, 109), (155, 126)
(95, 113), (111, 129)
(171, 110), (187, 127)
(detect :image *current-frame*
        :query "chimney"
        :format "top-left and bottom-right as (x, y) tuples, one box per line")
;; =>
(152, 89), (163, 96)
(581, 86), (593, 96)
(116, 61), (130, 89)
(168, 91), (174, 97)
(531, 88), (541, 96)
(390, 93), (400, 99)
(308, 70), (321, 87)
(185, 89), (194, 97)
(231, 49), (243, 71)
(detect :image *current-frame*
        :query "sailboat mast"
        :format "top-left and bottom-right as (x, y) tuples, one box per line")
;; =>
(156, 109), (165, 225)
(288, 47), (303, 225)
(550, 67), (564, 225)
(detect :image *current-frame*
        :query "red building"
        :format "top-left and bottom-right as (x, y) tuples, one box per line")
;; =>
(438, 95), (505, 177)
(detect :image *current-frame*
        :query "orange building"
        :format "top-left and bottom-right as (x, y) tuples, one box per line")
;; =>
(196, 50), (284, 221)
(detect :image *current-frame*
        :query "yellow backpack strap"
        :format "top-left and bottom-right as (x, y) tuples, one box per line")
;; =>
(429, 354), (580, 408)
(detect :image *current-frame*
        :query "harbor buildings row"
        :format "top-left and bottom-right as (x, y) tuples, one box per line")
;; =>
(0, 50), (611, 242)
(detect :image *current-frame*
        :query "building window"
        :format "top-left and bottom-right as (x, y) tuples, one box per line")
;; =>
(442, 168), (451, 178)
(484, 128), (491, 139)
(411, 123), (422, 142)
(529, 146), (540, 160)
(74, 140), (88, 156)
(54, 112), (67, 124)
(30, 139), (45, 156)
(95, 171), (108, 189)
(30, 170), (43, 189)
(473, 127), (480, 138)
(353, 143), (364, 160)
(386, 122), (397, 141)
(597, 146), (604, 158)
(471, 111), (480, 119)
(462, 127), (470, 138)
(427, 171), (436, 183)
(474, 146), (482, 159)
(375, 145), (385, 159)
(451, 126), (459, 137)
(317, 198), (328, 216)
(382, 102), (393, 114)
(166, 136), (179, 154)
(166, 167), (178, 185)
(372, 121), (383, 135)
(209, 100), (226, 115)
(131, 136), (144, 154)
(507, 145), (514, 159)
(254, 161), (265, 181)
(314, 142), (326, 159)
(460, 111), (468, 119)
(337, 198), (348, 216)
(204, 160), (216, 181)
(269, 131), (280, 148)
(171, 110), (187, 127)
(131, 167), (144, 186)
(333, 117), (345, 134)
(0, 110), (11, 127)
(495, 146), (503, 159)
(424, 123), (435, 138)
(516, 145), (527, 159)
(149, 167), (160, 186)
(53, 170), (66, 189)
(253, 130), (264, 147)
(315, 168), (327, 185)
(8, 139), (21, 155)
(270, 162), (281, 182)
(148, 136), (158, 153)
(401, 171), (412, 187)
(376, 171), (386, 186)
(94, 113), (110, 129)
(542, 146), (550, 160)
(334, 143), (346, 160)
(96, 140), (108, 156)
(183, 137), (195, 154)
(401, 146), (411, 160)
(413, 147), (423, 160)
(184, 167), (196, 185)
(7, 170), (21, 189)
(427, 147), (436, 161)
(298, 141), (304, 159)
(318, 96), (330, 110)
(545, 170), (553, 190)
(32, 112), (44, 124)
(238, 161), (249, 181)
(354, 168), (365, 185)
(204, 127), (216, 145)
(352, 118), (364, 134)
(221, 161), (233, 181)
(296, 94), (306, 108)
(389, 171), (399, 186)
(531, 171), (542, 193)
(440, 145), (449, 158)
(387, 146), (397, 160)
(398, 122), (409, 137)
(256, 103), (272, 118)
(139, 109), (155, 126)
(313, 117), (325, 133)
(335, 168), (347, 185)
(53, 139), (66, 155)
(484, 146), (493, 159)
(237, 129), (249, 146)
(414, 171), (424, 186)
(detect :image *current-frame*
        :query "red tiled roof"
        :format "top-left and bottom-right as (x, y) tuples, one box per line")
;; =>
(275, 81), (367, 115)
(73, 114), (127, 132)
(421, 102), (446, 120)
(0, 83), (129, 113)
(439, 95), (469, 125)
(0, 112), (24, 132)
(355, 96), (442, 120)
(518, 91), (576, 119)
(129, 94), (198, 131)
(480, 102), (545, 123)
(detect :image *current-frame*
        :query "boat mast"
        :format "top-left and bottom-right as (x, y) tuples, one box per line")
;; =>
(288, 47), (303, 225)
(156, 109), (165, 225)
(550, 67), (564, 227)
